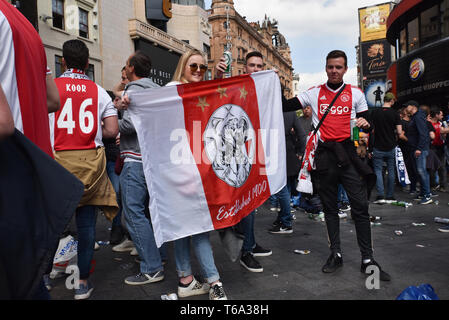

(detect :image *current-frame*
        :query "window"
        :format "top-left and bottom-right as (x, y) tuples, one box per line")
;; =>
(421, 5), (440, 46)
(203, 43), (210, 60)
(86, 64), (95, 82)
(55, 55), (63, 77)
(400, 28), (407, 57)
(407, 18), (419, 52)
(52, 0), (64, 30)
(79, 8), (89, 38)
(442, 0), (449, 37)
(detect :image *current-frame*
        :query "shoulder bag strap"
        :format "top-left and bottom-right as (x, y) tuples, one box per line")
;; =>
(312, 84), (347, 135)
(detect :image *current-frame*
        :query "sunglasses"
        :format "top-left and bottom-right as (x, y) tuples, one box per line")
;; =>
(189, 63), (208, 74)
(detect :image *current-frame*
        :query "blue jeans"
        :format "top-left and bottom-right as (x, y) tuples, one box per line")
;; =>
(269, 195), (279, 208)
(372, 148), (396, 198)
(337, 184), (349, 203)
(106, 161), (122, 227)
(76, 205), (97, 280)
(415, 150), (431, 197)
(174, 232), (220, 284)
(120, 162), (163, 274)
(273, 185), (292, 227)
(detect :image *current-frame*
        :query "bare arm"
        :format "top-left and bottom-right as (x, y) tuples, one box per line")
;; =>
(102, 116), (119, 139)
(46, 74), (60, 113)
(0, 84), (14, 139)
(396, 124), (404, 139)
(112, 79), (127, 98)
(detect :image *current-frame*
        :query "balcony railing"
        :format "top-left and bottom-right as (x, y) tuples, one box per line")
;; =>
(128, 19), (196, 54)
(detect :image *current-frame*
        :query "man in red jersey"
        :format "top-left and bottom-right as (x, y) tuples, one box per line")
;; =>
(283, 50), (391, 282)
(50, 39), (119, 300)
(0, 0), (60, 156)
(0, 1), (84, 300)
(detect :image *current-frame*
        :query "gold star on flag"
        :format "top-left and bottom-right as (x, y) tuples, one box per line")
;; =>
(197, 96), (210, 112)
(240, 86), (248, 100)
(217, 86), (228, 99)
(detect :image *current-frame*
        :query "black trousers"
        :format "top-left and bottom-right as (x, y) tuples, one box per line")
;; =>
(314, 148), (373, 260)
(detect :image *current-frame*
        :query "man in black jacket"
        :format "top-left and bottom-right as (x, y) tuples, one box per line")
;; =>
(405, 100), (432, 204)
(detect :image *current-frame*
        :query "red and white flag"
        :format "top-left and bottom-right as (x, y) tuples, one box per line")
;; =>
(128, 70), (286, 247)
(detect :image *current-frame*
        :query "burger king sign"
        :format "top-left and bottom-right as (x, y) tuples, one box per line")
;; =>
(409, 58), (425, 81)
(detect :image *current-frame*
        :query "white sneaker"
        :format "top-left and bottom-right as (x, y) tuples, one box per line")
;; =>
(209, 282), (227, 300)
(338, 211), (347, 219)
(178, 277), (210, 298)
(130, 248), (139, 256)
(112, 239), (135, 252)
(94, 242), (100, 251)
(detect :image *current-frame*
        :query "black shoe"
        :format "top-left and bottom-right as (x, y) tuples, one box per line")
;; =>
(110, 225), (125, 245)
(240, 252), (263, 272)
(322, 252), (343, 273)
(252, 243), (272, 257)
(361, 259), (391, 281)
(268, 224), (293, 234)
(272, 219), (281, 227)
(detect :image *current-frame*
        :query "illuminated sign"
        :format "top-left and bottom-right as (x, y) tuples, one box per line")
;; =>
(361, 39), (392, 76)
(409, 58), (425, 82)
(359, 4), (391, 42)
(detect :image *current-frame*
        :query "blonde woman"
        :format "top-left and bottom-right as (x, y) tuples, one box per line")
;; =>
(166, 49), (227, 300)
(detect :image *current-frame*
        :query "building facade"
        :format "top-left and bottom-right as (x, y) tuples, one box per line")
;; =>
(167, 0), (211, 52)
(208, 0), (294, 97)
(386, 0), (449, 107)
(10, 0), (198, 90)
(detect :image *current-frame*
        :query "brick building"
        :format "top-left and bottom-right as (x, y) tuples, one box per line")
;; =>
(208, 0), (294, 97)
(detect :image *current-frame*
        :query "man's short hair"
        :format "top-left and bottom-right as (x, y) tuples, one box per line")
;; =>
(245, 51), (264, 64)
(129, 51), (152, 78)
(430, 106), (442, 118)
(63, 40), (89, 70)
(403, 100), (419, 108)
(326, 50), (348, 67)
(384, 92), (396, 102)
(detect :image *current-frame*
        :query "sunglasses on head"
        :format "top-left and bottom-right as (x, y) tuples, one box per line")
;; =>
(189, 63), (208, 73)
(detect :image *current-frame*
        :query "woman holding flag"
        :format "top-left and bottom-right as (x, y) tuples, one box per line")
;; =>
(166, 49), (228, 301)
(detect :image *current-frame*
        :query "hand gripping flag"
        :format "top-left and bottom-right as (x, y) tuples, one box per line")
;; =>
(296, 131), (319, 194)
(128, 71), (286, 247)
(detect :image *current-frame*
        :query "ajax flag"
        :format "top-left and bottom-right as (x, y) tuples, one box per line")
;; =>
(128, 71), (286, 247)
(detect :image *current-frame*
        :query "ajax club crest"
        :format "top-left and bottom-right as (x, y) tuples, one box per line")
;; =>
(204, 104), (256, 188)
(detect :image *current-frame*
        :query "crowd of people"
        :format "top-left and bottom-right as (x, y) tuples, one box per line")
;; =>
(2, 1), (449, 301)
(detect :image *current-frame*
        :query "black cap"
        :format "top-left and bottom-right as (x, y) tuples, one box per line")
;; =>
(403, 100), (419, 108)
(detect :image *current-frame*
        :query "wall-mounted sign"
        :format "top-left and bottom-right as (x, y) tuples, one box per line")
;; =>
(146, 0), (172, 21)
(358, 3), (391, 42)
(409, 58), (425, 82)
(135, 39), (180, 86)
(363, 76), (387, 108)
(361, 39), (391, 76)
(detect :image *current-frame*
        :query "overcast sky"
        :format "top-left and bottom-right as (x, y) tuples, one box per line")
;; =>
(205, 0), (387, 91)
